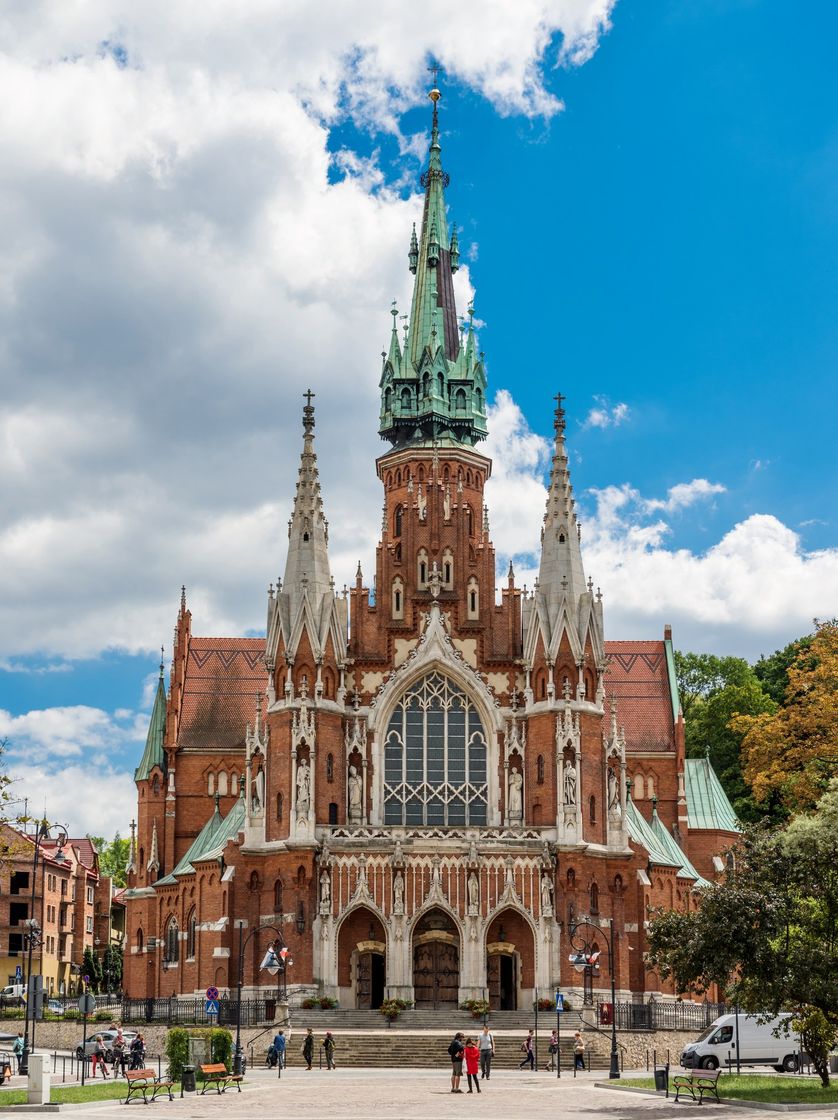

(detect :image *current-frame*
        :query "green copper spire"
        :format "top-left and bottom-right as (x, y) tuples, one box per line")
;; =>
(135, 652), (167, 780)
(379, 84), (488, 449)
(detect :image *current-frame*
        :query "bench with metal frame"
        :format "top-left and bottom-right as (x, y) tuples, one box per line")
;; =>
(123, 1067), (175, 1105)
(199, 1062), (243, 1095)
(673, 1067), (722, 1104)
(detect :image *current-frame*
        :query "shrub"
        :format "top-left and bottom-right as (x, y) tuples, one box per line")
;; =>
(165, 1027), (190, 1082)
(318, 996), (339, 1009)
(301, 997), (318, 1009)
(379, 998), (412, 1021)
(461, 998), (490, 1019)
(209, 1027), (233, 1069)
(535, 998), (554, 1012)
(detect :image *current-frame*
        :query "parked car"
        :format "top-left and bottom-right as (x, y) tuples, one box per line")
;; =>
(76, 1030), (138, 1062)
(46, 999), (64, 1016)
(681, 1013), (801, 1072)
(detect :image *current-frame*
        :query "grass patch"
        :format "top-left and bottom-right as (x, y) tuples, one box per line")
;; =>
(621, 1074), (838, 1104)
(0, 1080), (184, 1105)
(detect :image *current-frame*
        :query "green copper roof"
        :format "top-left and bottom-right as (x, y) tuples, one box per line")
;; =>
(156, 786), (246, 886)
(379, 90), (487, 449)
(663, 635), (681, 722)
(649, 803), (709, 885)
(685, 757), (740, 832)
(135, 670), (167, 781)
(625, 796), (680, 870)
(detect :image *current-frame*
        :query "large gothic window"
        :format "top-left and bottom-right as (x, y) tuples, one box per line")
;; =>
(383, 672), (488, 826)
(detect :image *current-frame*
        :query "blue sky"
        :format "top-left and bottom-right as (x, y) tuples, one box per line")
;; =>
(1, 0), (835, 835)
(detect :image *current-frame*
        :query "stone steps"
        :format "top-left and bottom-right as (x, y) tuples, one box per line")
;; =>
(287, 1008), (584, 1032)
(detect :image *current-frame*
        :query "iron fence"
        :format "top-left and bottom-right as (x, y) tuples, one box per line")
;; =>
(119, 997), (282, 1027)
(609, 1000), (726, 1032)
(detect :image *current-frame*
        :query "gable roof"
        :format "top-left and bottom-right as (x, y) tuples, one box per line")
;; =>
(625, 797), (681, 870)
(685, 757), (739, 833)
(177, 638), (266, 752)
(605, 640), (675, 753)
(155, 790), (246, 886)
(648, 806), (709, 886)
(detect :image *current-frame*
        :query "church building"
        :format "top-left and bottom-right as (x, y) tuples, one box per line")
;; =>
(123, 87), (738, 1010)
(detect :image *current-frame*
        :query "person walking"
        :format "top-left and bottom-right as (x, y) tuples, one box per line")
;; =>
(519, 1028), (535, 1071)
(273, 1029), (286, 1069)
(573, 1030), (586, 1071)
(91, 1036), (110, 1079)
(12, 1033), (23, 1073)
(322, 1031), (336, 1070)
(301, 1027), (314, 1071)
(447, 1032), (465, 1094)
(477, 1024), (495, 1080)
(463, 1038), (480, 1094)
(547, 1028), (559, 1072)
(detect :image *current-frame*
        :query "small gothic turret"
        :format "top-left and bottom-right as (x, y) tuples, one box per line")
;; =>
(408, 223), (419, 274)
(450, 223), (460, 273)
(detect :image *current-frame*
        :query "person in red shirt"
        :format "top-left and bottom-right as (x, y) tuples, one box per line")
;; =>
(464, 1038), (481, 1094)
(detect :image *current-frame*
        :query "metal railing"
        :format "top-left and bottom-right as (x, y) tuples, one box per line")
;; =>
(609, 1001), (726, 1032)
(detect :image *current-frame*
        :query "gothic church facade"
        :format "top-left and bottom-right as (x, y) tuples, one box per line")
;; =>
(124, 89), (738, 1009)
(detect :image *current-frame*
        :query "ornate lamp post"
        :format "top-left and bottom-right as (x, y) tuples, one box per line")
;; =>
(20, 820), (68, 1076)
(233, 922), (287, 1076)
(569, 915), (620, 1079)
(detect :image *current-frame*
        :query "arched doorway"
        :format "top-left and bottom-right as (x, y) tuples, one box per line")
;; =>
(486, 909), (535, 1012)
(337, 907), (386, 1010)
(412, 909), (459, 1009)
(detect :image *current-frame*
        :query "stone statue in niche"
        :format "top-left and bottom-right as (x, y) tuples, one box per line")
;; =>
(319, 869), (331, 911)
(508, 768), (523, 820)
(393, 870), (405, 915)
(348, 764), (363, 824)
(608, 766), (620, 811)
(540, 872), (554, 915)
(296, 757), (311, 820)
(443, 483), (451, 520)
(252, 764), (265, 813)
(467, 871), (480, 913)
(563, 761), (577, 807)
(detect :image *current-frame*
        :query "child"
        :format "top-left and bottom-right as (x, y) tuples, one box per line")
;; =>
(463, 1037), (481, 1094)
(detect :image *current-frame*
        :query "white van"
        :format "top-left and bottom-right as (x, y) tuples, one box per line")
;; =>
(681, 1013), (800, 1072)
(0, 984), (25, 1005)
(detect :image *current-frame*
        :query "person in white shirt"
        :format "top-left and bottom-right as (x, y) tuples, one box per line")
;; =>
(477, 1024), (495, 1079)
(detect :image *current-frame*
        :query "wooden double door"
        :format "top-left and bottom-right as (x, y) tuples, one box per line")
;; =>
(413, 940), (459, 1009)
(487, 952), (517, 1010)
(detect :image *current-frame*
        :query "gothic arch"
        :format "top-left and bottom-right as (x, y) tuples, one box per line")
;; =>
(406, 896), (464, 945)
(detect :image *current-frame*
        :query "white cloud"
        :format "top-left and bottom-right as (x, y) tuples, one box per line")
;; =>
(7, 761), (137, 839)
(0, 0), (615, 662)
(581, 397), (630, 430)
(642, 478), (726, 514)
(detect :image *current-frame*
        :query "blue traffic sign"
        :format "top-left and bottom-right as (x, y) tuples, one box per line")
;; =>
(556, 992), (564, 1013)
(205, 999), (219, 1016)
(206, 986), (219, 1001)
(14, 966), (21, 980)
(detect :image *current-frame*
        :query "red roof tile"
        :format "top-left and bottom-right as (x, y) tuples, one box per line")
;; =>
(604, 640), (675, 753)
(178, 637), (267, 751)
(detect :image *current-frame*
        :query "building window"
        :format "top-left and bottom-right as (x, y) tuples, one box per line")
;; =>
(417, 549), (428, 589)
(633, 774), (645, 800)
(218, 771), (228, 796)
(646, 774), (656, 799)
(566, 869), (575, 887)
(326, 753), (334, 783)
(383, 671), (488, 826)
(328, 802), (338, 825)
(276, 793), (283, 821)
(392, 577), (404, 620)
(394, 506), (403, 537)
(467, 577), (479, 619)
(274, 880), (283, 912)
(208, 772), (215, 796)
(537, 755), (545, 785)
(589, 795), (596, 824)
(455, 387), (467, 413)
(87, 886), (94, 904)
(590, 883), (599, 914)
(250, 871), (260, 893)
(442, 548), (453, 588)
(186, 909), (196, 959)
(165, 917), (179, 964)
(152, 775), (160, 795)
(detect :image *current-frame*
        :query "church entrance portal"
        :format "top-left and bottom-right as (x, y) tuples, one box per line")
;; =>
(356, 951), (385, 1010)
(487, 951), (517, 1010)
(412, 910), (460, 1009)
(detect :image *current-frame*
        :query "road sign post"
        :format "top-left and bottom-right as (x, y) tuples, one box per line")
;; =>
(78, 992), (96, 1087)
(556, 990), (564, 1079)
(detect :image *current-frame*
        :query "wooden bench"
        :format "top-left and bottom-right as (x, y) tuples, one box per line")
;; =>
(123, 1067), (175, 1105)
(673, 1067), (722, 1104)
(199, 1063), (243, 1095)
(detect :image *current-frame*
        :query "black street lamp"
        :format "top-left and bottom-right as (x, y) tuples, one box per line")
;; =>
(20, 820), (67, 1076)
(233, 922), (287, 1076)
(569, 915), (620, 1080)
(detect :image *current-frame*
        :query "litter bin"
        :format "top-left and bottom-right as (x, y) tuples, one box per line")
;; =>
(654, 1067), (669, 1092)
(182, 1065), (196, 1093)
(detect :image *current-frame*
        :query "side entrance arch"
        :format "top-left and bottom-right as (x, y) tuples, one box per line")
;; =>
(486, 908), (535, 1012)
(412, 909), (460, 1009)
(337, 906), (386, 1009)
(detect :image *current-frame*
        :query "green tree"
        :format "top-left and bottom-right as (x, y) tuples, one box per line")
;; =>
(81, 945), (103, 992)
(753, 633), (813, 706)
(88, 832), (130, 887)
(102, 943), (123, 992)
(646, 780), (838, 1086)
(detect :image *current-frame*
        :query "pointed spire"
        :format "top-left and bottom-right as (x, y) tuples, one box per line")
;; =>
(126, 818), (137, 874)
(179, 585), (187, 616)
(281, 390), (333, 605)
(146, 820), (159, 873)
(408, 223), (419, 274)
(135, 656), (167, 780)
(450, 223), (460, 273)
(386, 301), (402, 366)
(537, 392), (587, 609)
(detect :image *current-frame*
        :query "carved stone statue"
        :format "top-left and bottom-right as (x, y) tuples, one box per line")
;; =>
(319, 869), (331, 908)
(608, 766), (619, 810)
(541, 872), (553, 915)
(252, 765), (265, 813)
(508, 769), (523, 820)
(348, 764), (363, 824)
(563, 762), (577, 807)
(296, 758), (311, 819)
(443, 483), (451, 520)
(393, 870), (404, 915)
(468, 871), (480, 912)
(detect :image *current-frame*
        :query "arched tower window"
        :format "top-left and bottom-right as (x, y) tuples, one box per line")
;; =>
(400, 387), (410, 409)
(274, 879), (283, 911)
(467, 577), (479, 619)
(136, 927), (144, 953)
(647, 774), (656, 799)
(422, 372), (430, 397)
(455, 387), (467, 413)
(207, 772), (215, 796)
(475, 388), (483, 412)
(634, 774), (645, 800)
(417, 549), (429, 589)
(437, 372), (444, 396)
(590, 882), (599, 915)
(442, 548), (453, 588)
(392, 576), (404, 620)
(165, 917), (179, 964)
(218, 771), (228, 797)
(536, 755), (545, 785)
(326, 753), (334, 783)
(465, 505), (473, 536)
(186, 908), (196, 959)
(383, 672), (488, 826)
(394, 506), (403, 537)
(249, 871), (260, 893)
(384, 386), (392, 412)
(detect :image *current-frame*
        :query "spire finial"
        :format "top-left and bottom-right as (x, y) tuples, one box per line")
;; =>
(303, 389), (315, 434)
(554, 392), (566, 437)
(159, 646), (165, 678)
(180, 585), (187, 614)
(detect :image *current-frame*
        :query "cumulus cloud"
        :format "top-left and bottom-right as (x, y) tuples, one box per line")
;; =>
(581, 397), (630, 430)
(0, 0), (615, 662)
(7, 760), (137, 839)
(642, 478), (726, 514)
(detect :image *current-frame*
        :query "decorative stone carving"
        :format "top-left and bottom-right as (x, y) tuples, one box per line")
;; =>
(319, 868), (331, 914)
(393, 870), (405, 915)
(252, 764), (265, 813)
(508, 769), (523, 821)
(563, 763), (577, 807)
(296, 758), (311, 820)
(540, 872), (553, 917)
(348, 764), (363, 824)
(467, 871), (480, 915)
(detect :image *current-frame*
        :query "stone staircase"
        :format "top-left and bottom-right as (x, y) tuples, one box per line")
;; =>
(283, 1008), (585, 1032)
(272, 1033), (609, 1071)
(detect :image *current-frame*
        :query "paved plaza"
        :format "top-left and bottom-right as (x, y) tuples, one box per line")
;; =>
(15, 1068), (836, 1120)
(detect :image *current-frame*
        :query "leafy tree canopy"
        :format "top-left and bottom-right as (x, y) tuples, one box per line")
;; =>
(88, 832), (130, 887)
(753, 633), (814, 706)
(735, 620), (838, 813)
(646, 780), (838, 1085)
